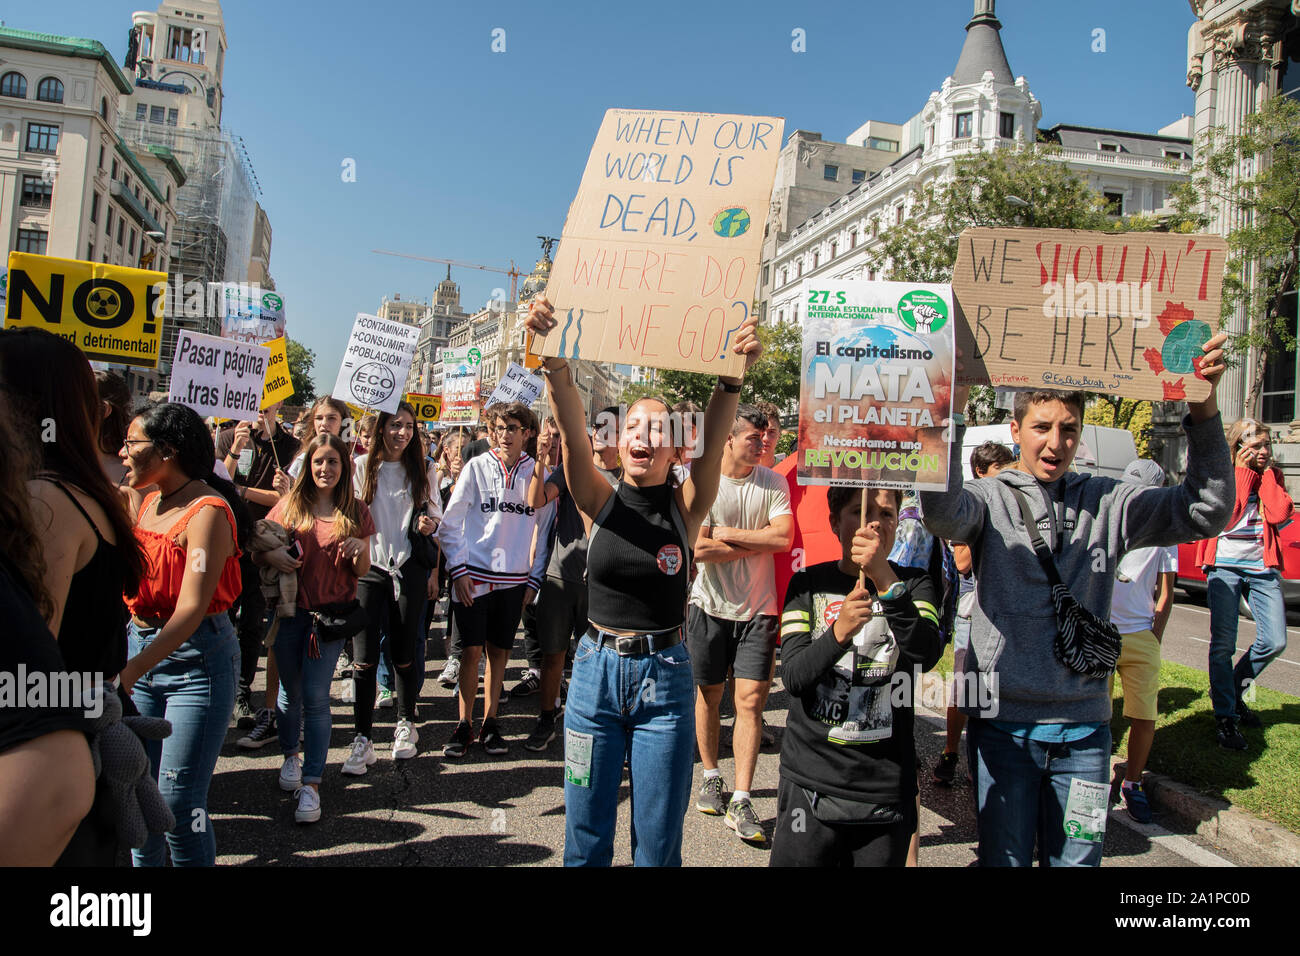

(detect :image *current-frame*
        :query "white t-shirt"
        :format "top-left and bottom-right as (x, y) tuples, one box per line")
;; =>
(690, 465), (792, 620)
(1215, 494), (1267, 571)
(1110, 545), (1178, 634)
(353, 454), (442, 572)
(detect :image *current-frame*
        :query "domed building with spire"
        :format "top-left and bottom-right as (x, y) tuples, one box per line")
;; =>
(762, 0), (1195, 328)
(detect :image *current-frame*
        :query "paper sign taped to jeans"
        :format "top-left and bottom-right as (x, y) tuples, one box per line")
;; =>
(1062, 777), (1109, 843)
(565, 728), (593, 788)
(538, 108), (784, 376)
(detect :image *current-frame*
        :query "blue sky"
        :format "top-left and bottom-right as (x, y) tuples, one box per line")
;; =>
(25, 0), (1199, 389)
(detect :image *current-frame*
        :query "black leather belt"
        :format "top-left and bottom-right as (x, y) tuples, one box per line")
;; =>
(586, 624), (684, 656)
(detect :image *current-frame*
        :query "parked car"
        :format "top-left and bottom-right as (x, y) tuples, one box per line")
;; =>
(1177, 527), (1300, 617)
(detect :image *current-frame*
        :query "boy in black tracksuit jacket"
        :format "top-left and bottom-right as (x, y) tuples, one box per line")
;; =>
(772, 486), (943, 867)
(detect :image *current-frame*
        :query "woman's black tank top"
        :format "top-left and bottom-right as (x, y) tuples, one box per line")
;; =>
(42, 480), (129, 679)
(586, 480), (690, 632)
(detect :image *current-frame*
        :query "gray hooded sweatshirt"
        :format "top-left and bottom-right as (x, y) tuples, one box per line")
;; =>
(920, 414), (1233, 724)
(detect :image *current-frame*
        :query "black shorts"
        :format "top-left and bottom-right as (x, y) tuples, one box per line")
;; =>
(452, 584), (526, 651)
(536, 575), (587, 657)
(687, 606), (778, 686)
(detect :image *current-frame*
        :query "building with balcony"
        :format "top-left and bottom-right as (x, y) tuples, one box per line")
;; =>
(764, 1), (1195, 340)
(0, 26), (183, 400)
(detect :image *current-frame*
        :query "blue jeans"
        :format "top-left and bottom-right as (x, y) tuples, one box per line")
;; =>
(274, 610), (345, 784)
(1206, 566), (1287, 719)
(967, 717), (1111, 867)
(563, 634), (696, 867)
(128, 613), (240, 867)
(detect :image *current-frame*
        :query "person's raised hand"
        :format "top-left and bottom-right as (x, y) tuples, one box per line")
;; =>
(1188, 332), (1228, 424)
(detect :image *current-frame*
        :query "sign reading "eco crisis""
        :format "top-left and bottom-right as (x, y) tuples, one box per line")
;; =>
(4, 252), (166, 368)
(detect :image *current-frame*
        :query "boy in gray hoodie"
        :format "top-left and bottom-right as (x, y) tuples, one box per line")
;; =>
(920, 334), (1233, 866)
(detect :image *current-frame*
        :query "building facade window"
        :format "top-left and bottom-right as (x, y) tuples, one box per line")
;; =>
(1099, 142), (1119, 152)
(98, 145), (105, 169)
(1103, 191), (1124, 215)
(813, 251), (820, 268)
(90, 192), (101, 223)
(851, 169), (866, 184)
(25, 123), (59, 154)
(20, 174), (53, 208)
(868, 137), (899, 152)
(136, 103), (148, 121)
(762, 264), (770, 286)
(105, 208), (113, 235)
(36, 77), (64, 103)
(100, 98), (108, 119)
(167, 108), (178, 126)
(955, 112), (973, 138)
(17, 229), (48, 254)
(999, 112), (1015, 139)
(128, 228), (136, 256)
(781, 268), (788, 287)
(871, 219), (879, 238)
(849, 230), (857, 249)
(895, 204), (905, 225)
(150, 105), (165, 124)
(111, 158), (119, 179)
(1261, 295), (1297, 423)
(0, 72), (26, 98)
(823, 164), (838, 181)
(829, 240), (837, 259)
(87, 243), (95, 261)
(117, 219), (124, 245)
(797, 260), (803, 278)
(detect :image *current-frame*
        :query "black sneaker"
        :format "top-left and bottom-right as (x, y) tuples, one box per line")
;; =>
(480, 720), (509, 756)
(1236, 699), (1263, 728)
(725, 798), (766, 844)
(1216, 716), (1247, 751)
(510, 671), (541, 698)
(523, 713), (557, 752)
(233, 693), (257, 730)
(443, 720), (473, 758)
(932, 751), (959, 786)
(696, 775), (727, 815)
(237, 708), (277, 749)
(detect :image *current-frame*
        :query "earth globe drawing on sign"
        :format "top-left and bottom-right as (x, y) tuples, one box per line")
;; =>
(711, 207), (751, 238)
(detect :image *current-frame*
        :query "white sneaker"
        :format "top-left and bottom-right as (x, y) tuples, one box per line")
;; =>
(279, 754), (302, 792)
(341, 734), (376, 776)
(393, 718), (419, 760)
(295, 786), (321, 823)
(340, 677), (355, 704)
(377, 687), (396, 709)
(438, 657), (461, 689)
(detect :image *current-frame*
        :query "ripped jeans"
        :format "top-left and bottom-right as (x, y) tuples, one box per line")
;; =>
(128, 613), (239, 866)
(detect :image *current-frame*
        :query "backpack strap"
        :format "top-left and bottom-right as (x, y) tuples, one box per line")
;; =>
(1007, 485), (1063, 589)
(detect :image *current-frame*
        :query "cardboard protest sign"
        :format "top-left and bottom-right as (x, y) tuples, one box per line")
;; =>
(217, 285), (286, 344)
(259, 337), (294, 409)
(951, 228), (1227, 402)
(168, 330), (270, 420)
(4, 252), (165, 367)
(798, 280), (954, 491)
(485, 362), (544, 409)
(331, 313), (420, 415)
(538, 109), (784, 376)
(440, 345), (481, 426)
(404, 392), (442, 423)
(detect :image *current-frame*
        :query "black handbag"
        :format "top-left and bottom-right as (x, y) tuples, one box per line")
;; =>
(1008, 486), (1123, 679)
(407, 501), (439, 569)
(308, 600), (367, 645)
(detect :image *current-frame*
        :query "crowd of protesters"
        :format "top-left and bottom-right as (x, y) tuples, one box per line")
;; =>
(1, 307), (1292, 868)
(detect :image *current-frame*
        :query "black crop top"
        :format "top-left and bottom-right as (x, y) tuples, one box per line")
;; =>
(41, 480), (129, 680)
(586, 481), (690, 633)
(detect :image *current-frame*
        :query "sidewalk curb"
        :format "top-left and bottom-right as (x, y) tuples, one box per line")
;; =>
(1114, 759), (1300, 868)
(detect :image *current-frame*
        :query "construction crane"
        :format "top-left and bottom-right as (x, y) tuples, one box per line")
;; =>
(372, 249), (525, 302)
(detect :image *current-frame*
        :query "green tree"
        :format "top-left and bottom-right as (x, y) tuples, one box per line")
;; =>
(1177, 96), (1300, 414)
(1085, 397), (1153, 458)
(616, 319), (802, 412)
(285, 337), (317, 404)
(868, 146), (1183, 422)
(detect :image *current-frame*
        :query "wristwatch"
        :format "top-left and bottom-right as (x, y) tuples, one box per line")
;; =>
(879, 580), (907, 601)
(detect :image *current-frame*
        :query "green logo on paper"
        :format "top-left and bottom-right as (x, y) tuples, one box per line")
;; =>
(711, 207), (751, 238)
(467, 347), (482, 365)
(897, 290), (948, 333)
(261, 293), (283, 312)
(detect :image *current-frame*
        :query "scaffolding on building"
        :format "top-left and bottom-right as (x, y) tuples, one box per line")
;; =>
(117, 118), (259, 377)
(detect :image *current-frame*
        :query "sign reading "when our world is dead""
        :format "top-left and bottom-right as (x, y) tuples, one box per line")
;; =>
(951, 228), (1227, 403)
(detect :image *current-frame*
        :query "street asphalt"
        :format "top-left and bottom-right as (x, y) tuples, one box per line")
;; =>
(206, 594), (1273, 867)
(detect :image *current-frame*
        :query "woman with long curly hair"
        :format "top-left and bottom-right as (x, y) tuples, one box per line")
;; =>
(262, 433), (373, 821)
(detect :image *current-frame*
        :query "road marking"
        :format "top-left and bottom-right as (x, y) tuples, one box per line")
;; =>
(1176, 604), (1300, 636)
(1175, 634), (1300, 667)
(1107, 810), (1236, 867)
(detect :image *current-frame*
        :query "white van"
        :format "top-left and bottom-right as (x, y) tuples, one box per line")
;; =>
(958, 423), (1138, 481)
